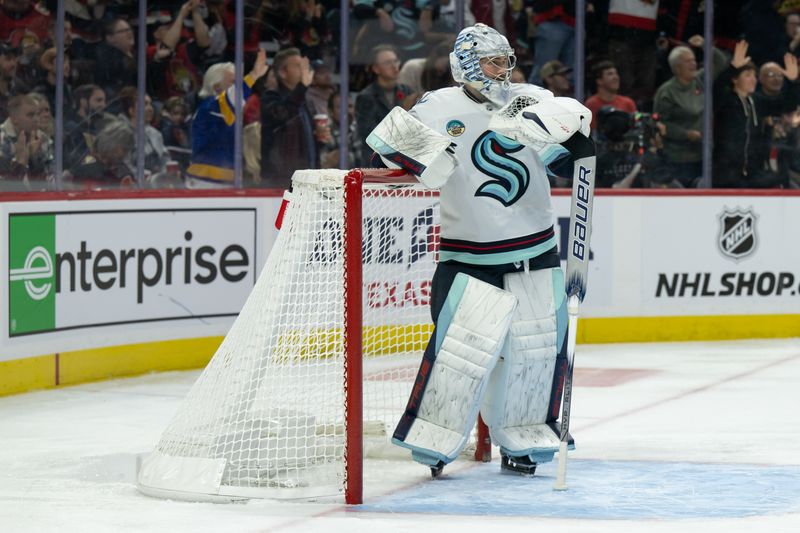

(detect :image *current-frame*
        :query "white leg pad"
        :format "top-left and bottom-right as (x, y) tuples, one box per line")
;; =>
(392, 273), (517, 465)
(481, 267), (567, 461)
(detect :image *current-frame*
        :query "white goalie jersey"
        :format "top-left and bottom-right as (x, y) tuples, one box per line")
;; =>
(408, 84), (569, 266)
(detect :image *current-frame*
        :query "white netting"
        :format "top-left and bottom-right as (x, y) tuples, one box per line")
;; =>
(138, 169), (445, 501)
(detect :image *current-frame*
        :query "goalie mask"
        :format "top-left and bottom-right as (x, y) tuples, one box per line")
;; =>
(450, 23), (516, 105)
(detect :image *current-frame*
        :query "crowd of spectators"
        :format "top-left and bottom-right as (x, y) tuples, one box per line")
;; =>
(1, 0), (800, 190)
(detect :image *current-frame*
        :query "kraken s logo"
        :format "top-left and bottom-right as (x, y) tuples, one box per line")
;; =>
(471, 131), (530, 206)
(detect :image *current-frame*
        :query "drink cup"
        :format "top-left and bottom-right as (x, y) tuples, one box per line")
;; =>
(313, 114), (330, 130)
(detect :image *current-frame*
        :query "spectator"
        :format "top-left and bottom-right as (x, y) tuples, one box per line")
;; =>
(420, 40), (457, 92)
(70, 84), (114, 126)
(159, 96), (192, 170)
(69, 121), (135, 189)
(604, 0), (659, 109)
(283, 0), (331, 61)
(0, 93), (53, 183)
(246, 1), (282, 57)
(12, 29), (42, 91)
(32, 47), (71, 113)
(305, 60), (335, 116)
(659, 0), (743, 54)
(94, 18), (137, 99)
(398, 56), (426, 95)
(187, 49), (268, 188)
(774, 108), (800, 187)
(200, 0), (229, 66)
(147, 0), (211, 101)
(320, 91), (360, 169)
(29, 91), (52, 138)
(0, 0), (51, 46)
(539, 60), (572, 97)
(261, 47), (330, 187)
(438, 0), (476, 33)
(740, 0), (786, 66)
(653, 36), (727, 187)
(117, 86), (170, 176)
(0, 43), (28, 122)
(63, 84), (117, 171)
(355, 45), (415, 166)
(62, 0), (104, 56)
(470, 0), (516, 49)
(351, 1), (453, 72)
(767, 108), (800, 186)
(757, 60), (800, 118)
(585, 60), (637, 130)
(397, 41), (456, 94)
(45, 17), (73, 50)
(785, 13), (800, 58)
(527, 1), (576, 85)
(713, 40), (789, 188)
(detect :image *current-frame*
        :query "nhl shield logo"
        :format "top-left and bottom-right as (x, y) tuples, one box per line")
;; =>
(718, 208), (757, 261)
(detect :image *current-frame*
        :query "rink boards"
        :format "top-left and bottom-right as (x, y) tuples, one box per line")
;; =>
(0, 188), (798, 395)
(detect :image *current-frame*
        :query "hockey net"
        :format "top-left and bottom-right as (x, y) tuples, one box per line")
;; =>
(137, 169), (488, 504)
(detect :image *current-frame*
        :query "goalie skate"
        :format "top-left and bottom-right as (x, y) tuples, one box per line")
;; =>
(500, 454), (537, 476)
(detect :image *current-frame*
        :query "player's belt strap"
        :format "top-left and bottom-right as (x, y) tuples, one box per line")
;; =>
(440, 226), (556, 256)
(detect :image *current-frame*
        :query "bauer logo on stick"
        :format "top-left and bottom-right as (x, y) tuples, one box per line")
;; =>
(718, 208), (758, 261)
(571, 165), (592, 262)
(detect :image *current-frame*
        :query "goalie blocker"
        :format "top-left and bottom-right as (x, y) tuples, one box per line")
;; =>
(366, 106), (459, 189)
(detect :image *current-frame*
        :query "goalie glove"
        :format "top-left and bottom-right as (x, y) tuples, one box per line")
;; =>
(488, 96), (592, 147)
(366, 106), (458, 189)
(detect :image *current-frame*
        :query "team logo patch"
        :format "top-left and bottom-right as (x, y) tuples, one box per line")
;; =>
(446, 120), (465, 137)
(718, 207), (757, 261)
(471, 131), (530, 207)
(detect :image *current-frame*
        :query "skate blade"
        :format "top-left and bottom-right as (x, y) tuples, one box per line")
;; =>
(500, 468), (536, 477)
(430, 462), (445, 479)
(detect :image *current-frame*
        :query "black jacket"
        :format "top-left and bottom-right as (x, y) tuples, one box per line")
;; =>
(713, 65), (785, 188)
(354, 81), (412, 166)
(94, 42), (137, 99)
(261, 81), (318, 188)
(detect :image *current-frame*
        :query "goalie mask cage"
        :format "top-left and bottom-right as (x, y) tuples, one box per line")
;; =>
(137, 169), (490, 505)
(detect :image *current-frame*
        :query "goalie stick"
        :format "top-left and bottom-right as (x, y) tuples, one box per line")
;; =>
(554, 132), (596, 491)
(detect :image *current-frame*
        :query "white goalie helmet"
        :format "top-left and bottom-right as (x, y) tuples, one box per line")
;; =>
(450, 23), (516, 105)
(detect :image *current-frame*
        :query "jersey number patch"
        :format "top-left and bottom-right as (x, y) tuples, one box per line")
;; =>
(471, 131), (530, 207)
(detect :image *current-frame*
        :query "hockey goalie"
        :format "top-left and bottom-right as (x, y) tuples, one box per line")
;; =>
(366, 23), (595, 477)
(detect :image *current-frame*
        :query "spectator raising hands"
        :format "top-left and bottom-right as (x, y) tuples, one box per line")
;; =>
(185, 49), (269, 189)
(654, 36), (728, 187)
(713, 40), (786, 189)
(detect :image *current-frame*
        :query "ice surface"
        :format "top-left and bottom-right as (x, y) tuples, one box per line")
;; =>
(1, 338), (799, 532)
